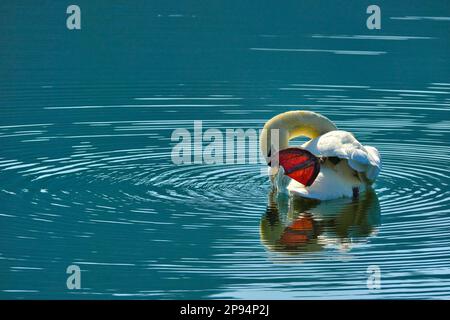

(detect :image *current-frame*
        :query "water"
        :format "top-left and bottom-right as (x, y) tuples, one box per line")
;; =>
(1, 1), (449, 299)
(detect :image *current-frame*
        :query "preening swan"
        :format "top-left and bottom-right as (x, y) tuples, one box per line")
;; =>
(260, 111), (381, 201)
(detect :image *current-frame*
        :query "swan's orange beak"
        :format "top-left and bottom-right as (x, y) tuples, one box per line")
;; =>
(274, 148), (320, 186)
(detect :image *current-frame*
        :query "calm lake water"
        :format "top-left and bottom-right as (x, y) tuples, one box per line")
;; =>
(1, 1), (449, 299)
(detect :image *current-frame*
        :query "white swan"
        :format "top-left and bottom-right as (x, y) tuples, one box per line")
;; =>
(260, 111), (381, 200)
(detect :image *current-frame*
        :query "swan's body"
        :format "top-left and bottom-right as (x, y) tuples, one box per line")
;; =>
(260, 111), (381, 201)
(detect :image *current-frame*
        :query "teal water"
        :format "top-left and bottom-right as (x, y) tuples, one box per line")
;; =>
(1, 1), (449, 299)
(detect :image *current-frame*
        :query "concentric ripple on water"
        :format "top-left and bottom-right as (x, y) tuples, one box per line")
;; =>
(1, 80), (449, 299)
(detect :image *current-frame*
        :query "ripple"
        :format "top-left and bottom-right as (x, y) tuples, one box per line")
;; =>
(250, 47), (386, 56)
(1, 81), (449, 299)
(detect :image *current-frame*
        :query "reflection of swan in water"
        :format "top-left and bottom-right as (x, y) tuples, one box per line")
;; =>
(260, 188), (381, 255)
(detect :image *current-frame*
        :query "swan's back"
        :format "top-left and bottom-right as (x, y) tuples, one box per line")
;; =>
(301, 130), (381, 182)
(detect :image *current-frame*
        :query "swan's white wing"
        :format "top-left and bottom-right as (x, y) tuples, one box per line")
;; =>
(362, 146), (381, 181)
(301, 130), (382, 182)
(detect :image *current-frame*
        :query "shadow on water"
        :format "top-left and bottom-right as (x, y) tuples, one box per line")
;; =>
(260, 189), (381, 255)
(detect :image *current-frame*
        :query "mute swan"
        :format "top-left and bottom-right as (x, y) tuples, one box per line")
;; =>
(260, 111), (381, 201)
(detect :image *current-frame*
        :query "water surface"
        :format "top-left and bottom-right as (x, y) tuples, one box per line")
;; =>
(1, 1), (449, 299)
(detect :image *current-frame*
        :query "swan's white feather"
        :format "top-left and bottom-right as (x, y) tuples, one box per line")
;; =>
(271, 161), (367, 201)
(301, 130), (381, 182)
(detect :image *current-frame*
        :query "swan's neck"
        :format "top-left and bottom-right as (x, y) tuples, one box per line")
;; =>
(260, 111), (337, 162)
